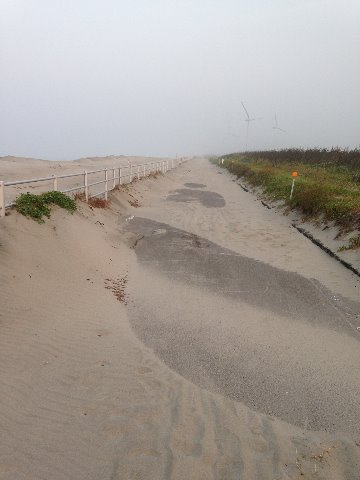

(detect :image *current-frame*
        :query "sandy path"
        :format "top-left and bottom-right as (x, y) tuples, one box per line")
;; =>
(0, 160), (359, 479)
(136, 158), (359, 301)
(124, 159), (360, 433)
(126, 218), (360, 432)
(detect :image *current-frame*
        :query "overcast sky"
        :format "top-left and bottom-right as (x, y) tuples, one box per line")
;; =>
(1, 0), (359, 160)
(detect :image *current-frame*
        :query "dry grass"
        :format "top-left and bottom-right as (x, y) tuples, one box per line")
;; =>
(88, 197), (110, 208)
(75, 192), (110, 208)
(338, 233), (360, 251)
(147, 172), (162, 179)
(74, 192), (86, 201)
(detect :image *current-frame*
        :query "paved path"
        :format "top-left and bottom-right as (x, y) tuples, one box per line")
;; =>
(126, 158), (360, 435)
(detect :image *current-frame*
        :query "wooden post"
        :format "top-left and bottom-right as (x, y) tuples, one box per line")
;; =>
(84, 171), (89, 202)
(53, 175), (58, 191)
(113, 167), (116, 190)
(137, 165), (140, 180)
(130, 164), (133, 182)
(105, 169), (108, 200)
(143, 164), (146, 177)
(290, 172), (298, 200)
(119, 168), (122, 185)
(0, 181), (5, 218)
(290, 179), (295, 200)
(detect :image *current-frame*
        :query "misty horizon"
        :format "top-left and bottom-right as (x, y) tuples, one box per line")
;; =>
(1, 1), (359, 161)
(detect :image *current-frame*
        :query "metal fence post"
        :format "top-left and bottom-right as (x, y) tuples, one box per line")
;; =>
(84, 171), (89, 202)
(53, 175), (58, 191)
(0, 181), (5, 218)
(105, 168), (108, 200)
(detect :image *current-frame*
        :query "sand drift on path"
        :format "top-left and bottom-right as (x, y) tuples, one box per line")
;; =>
(126, 217), (360, 434)
(0, 158), (359, 479)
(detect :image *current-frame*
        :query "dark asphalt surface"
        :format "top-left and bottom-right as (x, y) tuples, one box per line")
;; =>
(167, 188), (226, 208)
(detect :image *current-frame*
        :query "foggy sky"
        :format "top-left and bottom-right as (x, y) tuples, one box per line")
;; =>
(1, 0), (359, 160)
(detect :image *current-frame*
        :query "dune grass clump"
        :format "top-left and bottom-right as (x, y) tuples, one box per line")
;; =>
(15, 191), (76, 223)
(338, 234), (360, 251)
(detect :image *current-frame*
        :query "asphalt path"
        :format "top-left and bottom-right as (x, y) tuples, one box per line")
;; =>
(125, 164), (360, 436)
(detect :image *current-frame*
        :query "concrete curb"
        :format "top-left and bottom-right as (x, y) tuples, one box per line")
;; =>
(292, 224), (360, 278)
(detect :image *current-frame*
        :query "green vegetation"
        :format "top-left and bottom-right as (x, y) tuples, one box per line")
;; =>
(217, 149), (360, 239)
(15, 191), (77, 222)
(338, 234), (360, 252)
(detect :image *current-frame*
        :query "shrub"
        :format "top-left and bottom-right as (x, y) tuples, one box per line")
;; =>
(15, 191), (76, 223)
(41, 191), (77, 212)
(290, 182), (332, 216)
(15, 193), (51, 222)
(223, 148), (360, 169)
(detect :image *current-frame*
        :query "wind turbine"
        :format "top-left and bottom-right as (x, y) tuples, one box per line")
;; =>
(272, 113), (286, 133)
(241, 102), (261, 150)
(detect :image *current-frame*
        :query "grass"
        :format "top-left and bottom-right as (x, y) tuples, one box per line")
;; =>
(88, 197), (110, 208)
(74, 192), (110, 208)
(216, 149), (360, 239)
(338, 234), (360, 252)
(15, 191), (77, 222)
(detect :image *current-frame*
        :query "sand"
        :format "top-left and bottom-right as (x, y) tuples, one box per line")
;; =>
(0, 154), (172, 206)
(0, 157), (359, 479)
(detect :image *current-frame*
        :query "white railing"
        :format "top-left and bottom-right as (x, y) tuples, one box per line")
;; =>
(0, 158), (182, 217)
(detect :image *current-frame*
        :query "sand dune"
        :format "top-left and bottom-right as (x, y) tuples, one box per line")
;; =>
(0, 159), (359, 479)
(0, 155), (173, 206)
